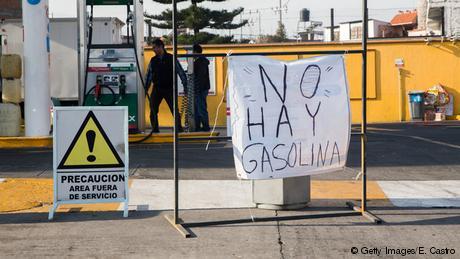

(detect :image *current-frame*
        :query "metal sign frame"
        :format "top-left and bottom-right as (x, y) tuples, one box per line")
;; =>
(49, 106), (129, 220)
(166, 0), (381, 238)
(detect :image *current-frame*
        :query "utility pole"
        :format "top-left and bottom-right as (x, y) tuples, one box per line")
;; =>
(279, 0), (283, 25)
(240, 13), (243, 42)
(330, 8), (335, 41)
(258, 11), (262, 37)
(0, 33), (2, 103)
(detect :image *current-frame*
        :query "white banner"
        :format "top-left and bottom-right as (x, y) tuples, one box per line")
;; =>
(229, 55), (351, 180)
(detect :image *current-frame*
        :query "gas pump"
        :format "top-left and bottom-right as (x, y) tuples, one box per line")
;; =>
(77, 0), (145, 132)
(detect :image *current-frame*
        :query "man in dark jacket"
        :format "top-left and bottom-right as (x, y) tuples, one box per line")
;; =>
(145, 39), (187, 132)
(192, 43), (210, 132)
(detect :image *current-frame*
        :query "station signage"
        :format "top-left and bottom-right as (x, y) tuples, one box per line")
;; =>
(49, 107), (129, 219)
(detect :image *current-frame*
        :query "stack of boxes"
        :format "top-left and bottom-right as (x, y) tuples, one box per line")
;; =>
(0, 54), (22, 136)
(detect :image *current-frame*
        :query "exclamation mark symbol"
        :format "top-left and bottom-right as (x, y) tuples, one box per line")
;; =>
(86, 130), (96, 162)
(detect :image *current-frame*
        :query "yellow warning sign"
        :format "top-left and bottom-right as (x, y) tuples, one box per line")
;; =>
(58, 111), (124, 169)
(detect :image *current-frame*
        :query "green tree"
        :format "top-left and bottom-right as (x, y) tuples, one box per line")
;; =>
(275, 22), (287, 41)
(257, 22), (288, 43)
(145, 0), (248, 44)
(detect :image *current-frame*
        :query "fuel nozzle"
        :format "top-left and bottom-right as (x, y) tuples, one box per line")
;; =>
(96, 75), (102, 85)
(119, 75), (127, 97)
(95, 75), (103, 100)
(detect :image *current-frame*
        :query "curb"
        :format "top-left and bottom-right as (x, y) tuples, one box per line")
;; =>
(0, 132), (220, 149)
(447, 115), (460, 121)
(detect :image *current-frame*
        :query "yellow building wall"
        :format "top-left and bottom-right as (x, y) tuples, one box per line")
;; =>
(144, 39), (460, 126)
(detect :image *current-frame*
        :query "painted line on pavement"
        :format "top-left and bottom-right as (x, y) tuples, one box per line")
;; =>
(378, 181), (460, 208)
(371, 132), (460, 149)
(409, 136), (460, 149)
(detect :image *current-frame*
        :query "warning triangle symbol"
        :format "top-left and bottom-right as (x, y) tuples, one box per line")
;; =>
(58, 111), (124, 170)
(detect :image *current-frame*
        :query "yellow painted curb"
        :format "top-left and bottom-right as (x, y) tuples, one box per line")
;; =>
(311, 180), (387, 200)
(0, 178), (134, 213)
(129, 131), (219, 144)
(447, 115), (460, 121)
(0, 179), (53, 212)
(0, 136), (52, 149)
(0, 132), (220, 149)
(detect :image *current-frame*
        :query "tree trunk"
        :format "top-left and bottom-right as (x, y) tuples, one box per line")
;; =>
(192, 0), (199, 35)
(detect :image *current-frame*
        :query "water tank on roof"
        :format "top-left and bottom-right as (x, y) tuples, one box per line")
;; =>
(300, 8), (310, 22)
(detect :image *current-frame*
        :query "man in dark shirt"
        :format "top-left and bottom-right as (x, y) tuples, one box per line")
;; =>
(192, 43), (210, 132)
(145, 39), (187, 132)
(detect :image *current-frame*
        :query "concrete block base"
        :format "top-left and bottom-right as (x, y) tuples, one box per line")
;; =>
(253, 176), (311, 210)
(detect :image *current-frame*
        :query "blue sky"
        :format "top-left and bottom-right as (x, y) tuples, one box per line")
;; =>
(49, 0), (418, 38)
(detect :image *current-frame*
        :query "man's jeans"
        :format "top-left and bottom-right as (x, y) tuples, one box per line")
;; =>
(194, 90), (210, 131)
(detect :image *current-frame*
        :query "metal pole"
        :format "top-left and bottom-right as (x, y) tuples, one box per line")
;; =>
(330, 8), (335, 41)
(134, 0), (146, 131)
(240, 13), (243, 41)
(441, 7), (445, 36)
(148, 22), (152, 45)
(361, 0), (368, 213)
(0, 34), (2, 103)
(398, 67), (403, 122)
(279, 0), (283, 26)
(126, 5), (130, 45)
(172, 0), (179, 224)
(77, 0), (87, 106)
(258, 11), (262, 38)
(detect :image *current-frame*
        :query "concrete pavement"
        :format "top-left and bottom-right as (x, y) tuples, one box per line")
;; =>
(0, 204), (459, 258)
(1, 123), (460, 257)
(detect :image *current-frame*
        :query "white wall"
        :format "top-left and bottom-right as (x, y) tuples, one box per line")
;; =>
(448, 6), (460, 36)
(323, 27), (340, 42)
(369, 21), (376, 38)
(340, 23), (351, 41)
(92, 18), (123, 44)
(428, 0), (460, 37)
(324, 28), (332, 42)
(49, 20), (78, 99)
(0, 23), (23, 56)
(371, 20), (391, 38)
(338, 20), (389, 41)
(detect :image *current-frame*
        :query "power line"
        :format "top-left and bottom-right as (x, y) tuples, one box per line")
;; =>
(148, 4), (418, 39)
